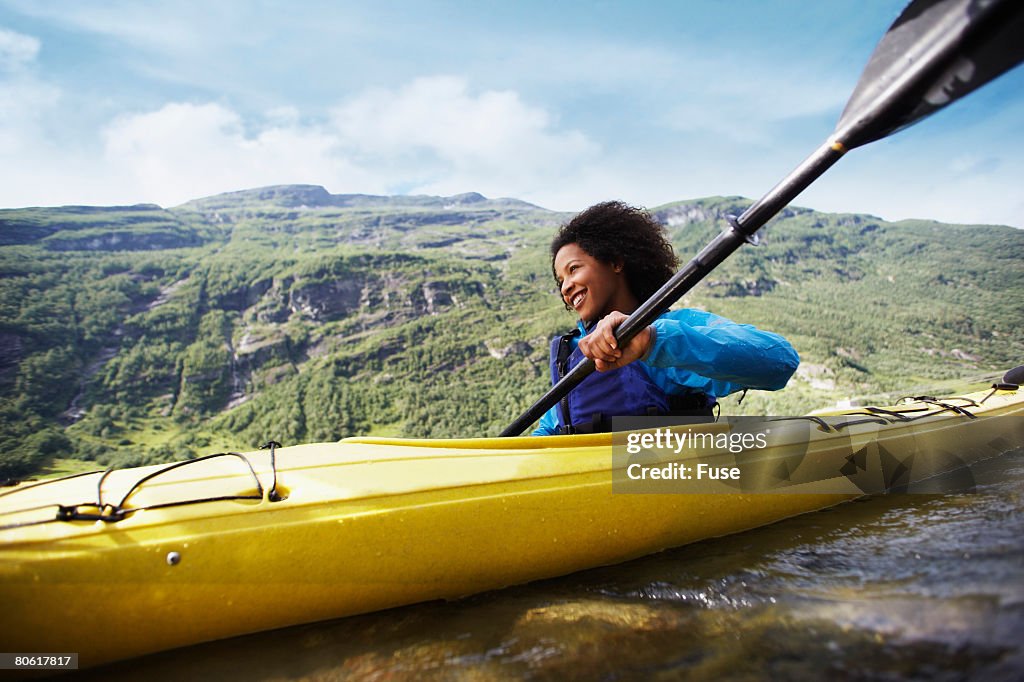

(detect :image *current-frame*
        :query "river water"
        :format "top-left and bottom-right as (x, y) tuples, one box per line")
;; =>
(82, 449), (1024, 681)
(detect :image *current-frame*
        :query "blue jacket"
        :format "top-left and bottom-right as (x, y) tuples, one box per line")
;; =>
(531, 308), (800, 436)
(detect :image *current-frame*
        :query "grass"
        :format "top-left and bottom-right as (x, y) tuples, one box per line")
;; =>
(36, 457), (103, 479)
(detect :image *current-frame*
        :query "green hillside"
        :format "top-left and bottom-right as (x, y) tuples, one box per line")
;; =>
(1, 185), (1021, 479)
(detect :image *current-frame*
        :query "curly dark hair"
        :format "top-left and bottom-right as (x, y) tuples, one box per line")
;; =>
(551, 201), (678, 307)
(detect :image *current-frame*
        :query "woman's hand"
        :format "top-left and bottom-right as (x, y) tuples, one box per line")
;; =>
(578, 311), (653, 372)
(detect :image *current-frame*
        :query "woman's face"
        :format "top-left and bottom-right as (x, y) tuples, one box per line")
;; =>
(553, 243), (637, 323)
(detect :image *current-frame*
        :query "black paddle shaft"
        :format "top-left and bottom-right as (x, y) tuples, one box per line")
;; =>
(500, 0), (1024, 437)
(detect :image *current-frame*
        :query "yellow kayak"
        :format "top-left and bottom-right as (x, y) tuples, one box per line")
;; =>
(1, 384), (1022, 668)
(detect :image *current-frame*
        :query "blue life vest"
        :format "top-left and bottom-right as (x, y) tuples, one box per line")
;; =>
(549, 330), (711, 434)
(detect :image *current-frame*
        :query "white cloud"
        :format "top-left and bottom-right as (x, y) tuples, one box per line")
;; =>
(329, 76), (598, 198)
(0, 72), (599, 208)
(80, 77), (596, 207)
(0, 27), (40, 69)
(0, 28), (61, 157)
(100, 102), (368, 205)
(0, 80), (59, 154)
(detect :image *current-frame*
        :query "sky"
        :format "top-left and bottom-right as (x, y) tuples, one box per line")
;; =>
(0, 0), (1021, 227)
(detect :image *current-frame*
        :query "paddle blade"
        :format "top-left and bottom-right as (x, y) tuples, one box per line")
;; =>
(836, 0), (1024, 149)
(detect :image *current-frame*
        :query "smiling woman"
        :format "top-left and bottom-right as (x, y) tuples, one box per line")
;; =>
(533, 201), (800, 436)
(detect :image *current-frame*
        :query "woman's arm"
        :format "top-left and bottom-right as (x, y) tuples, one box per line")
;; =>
(531, 404), (560, 436)
(645, 309), (799, 394)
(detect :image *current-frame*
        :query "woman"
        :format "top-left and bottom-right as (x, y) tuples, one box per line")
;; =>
(533, 201), (799, 436)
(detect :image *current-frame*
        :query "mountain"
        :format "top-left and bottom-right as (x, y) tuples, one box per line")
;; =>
(0, 185), (1021, 479)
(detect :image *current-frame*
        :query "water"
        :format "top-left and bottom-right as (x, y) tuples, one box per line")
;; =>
(81, 450), (1024, 681)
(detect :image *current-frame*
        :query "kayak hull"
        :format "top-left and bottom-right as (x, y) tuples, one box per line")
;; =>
(1, 387), (1021, 667)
